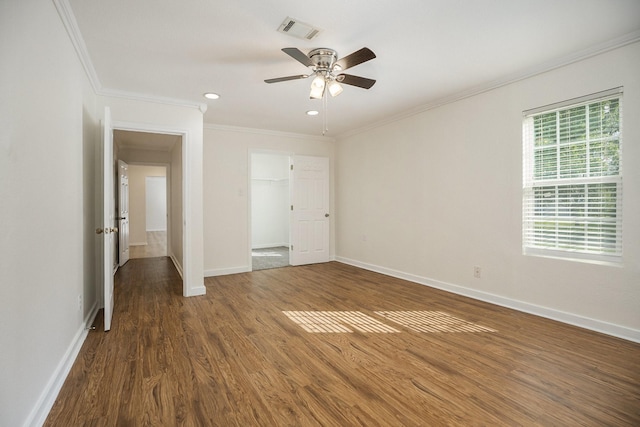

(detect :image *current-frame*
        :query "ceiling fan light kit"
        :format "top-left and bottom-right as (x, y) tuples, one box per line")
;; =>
(310, 73), (327, 98)
(265, 46), (376, 134)
(328, 80), (343, 97)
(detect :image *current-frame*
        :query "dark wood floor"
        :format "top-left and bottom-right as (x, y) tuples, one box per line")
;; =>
(45, 259), (640, 426)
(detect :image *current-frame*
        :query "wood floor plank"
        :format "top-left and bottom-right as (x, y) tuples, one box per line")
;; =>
(45, 260), (640, 426)
(129, 231), (167, 259)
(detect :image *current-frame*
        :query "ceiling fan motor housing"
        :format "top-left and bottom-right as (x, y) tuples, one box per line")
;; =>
(309, 48), (338, 72)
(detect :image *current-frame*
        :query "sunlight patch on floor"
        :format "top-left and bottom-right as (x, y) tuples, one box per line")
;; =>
(282, 311), (400, 333)
(375, 311), (496, 333)
(283, 310), (496, 334)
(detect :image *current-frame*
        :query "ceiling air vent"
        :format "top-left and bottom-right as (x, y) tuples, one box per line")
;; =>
(277, 17), (322, 40)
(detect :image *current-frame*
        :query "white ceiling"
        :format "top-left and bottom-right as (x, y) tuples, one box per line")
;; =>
(68, 0), (640, 137)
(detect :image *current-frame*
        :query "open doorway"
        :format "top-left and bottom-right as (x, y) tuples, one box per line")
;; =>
(113, 129), (183, 276)
(251, 152), (290, 270)
(128, 165), (168, 259)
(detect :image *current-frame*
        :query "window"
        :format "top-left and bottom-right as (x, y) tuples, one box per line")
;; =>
(522, 88), (622, 263)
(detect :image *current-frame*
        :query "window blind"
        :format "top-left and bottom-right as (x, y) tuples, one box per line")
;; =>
(522, 89), (623, 262)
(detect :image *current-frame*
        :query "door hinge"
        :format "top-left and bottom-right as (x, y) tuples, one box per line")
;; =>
(291, 205), (293, 211)
(291, 245), (293, 250)
(290, 164), (293, 170)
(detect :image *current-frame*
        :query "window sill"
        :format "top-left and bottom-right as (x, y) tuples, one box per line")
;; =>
(523, 247), (623, 267)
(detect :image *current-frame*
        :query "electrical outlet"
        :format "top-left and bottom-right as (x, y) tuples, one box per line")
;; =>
(474, 266), (481, 279)
(77, 294), (83, 311)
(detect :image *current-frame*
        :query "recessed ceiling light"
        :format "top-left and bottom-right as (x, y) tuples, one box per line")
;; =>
(203, 92), (220, 100)
(306, 110), (319, 116)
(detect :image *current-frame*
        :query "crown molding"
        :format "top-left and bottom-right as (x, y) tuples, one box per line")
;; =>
(53, 0), (206, 113)
(204, 123), (335, 143)
(338, 30), (640, 140)
(52, 0), (102, 93)
(98, 88), (206, 112)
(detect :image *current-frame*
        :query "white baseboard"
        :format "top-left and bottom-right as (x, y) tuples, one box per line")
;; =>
(204, 265), (251, 277)
(25, 301), (99, 427)
(335, 256), (640, 343)
(203, 256), (336, 277)
(86, 301), (99, 328)
(169, 253), (183, 278)
(167, 254), (205, 297)
(146, 228), (166, 232)
(186, 286), (206, 297)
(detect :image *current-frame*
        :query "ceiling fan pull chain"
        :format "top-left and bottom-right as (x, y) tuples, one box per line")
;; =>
(322, 89), (328, 135)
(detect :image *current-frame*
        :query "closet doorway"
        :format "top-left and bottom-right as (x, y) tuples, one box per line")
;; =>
(251, 152), (290, 270)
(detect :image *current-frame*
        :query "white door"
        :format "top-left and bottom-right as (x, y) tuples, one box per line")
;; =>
(290, 155), (330, 265)
(102, 107), (115, 331)
(118, 160), (130, 266)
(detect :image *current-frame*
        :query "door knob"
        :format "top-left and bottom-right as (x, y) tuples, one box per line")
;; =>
(325, 213), (330, 217)
(96, 228), (104, 235)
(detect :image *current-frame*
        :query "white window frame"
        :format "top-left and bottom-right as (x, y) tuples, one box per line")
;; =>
(522, 88), (623, 265)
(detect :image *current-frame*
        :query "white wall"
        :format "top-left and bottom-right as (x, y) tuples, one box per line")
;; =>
(97, 96), (204, 296)
(203, 127), (335, 276)
(127, 165), (167, 244)
(146, 176), (167, 231)
(336, 42), (640, 340)
(0, 0), (99, 425)
(251, 153), (289, 249)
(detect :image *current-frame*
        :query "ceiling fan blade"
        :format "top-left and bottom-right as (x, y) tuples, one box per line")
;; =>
(265, 74), (309, 84)
(334, 47), (376, 71)
(282, 47), (313, 67)
(336, 74), (376, 89)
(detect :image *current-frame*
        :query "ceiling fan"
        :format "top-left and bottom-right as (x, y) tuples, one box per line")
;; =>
(265, 47), (376, 99)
